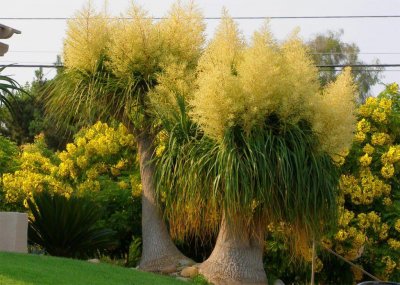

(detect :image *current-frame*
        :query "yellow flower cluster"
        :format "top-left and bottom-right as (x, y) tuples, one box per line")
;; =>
(363, 144), (374, 155)
(340, 172), (389, 205)
(381, 164), (395, 179)
(338, 208), (355, 227)
(332, 86), (400, 280)
(371, 132), (391, 146)
(379, 223), (390, 240)
(381, 146), (400, 164)
(3, 122), (137, 208)
(359, 153), (372, 167)
(57, 122), (134, 182)
(388, 239), (400, 250)
(358, 97), (378, 117)
(388, 82), (399, 93)
(2, 138), (72, 207)
(382, 256), (397, 274)
(190, 16), (356, 158)
(357, 118), (371, 133)
(359, 96), (392, 124)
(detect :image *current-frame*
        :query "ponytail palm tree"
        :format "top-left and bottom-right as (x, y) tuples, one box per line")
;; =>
(155, 16), (357, 284)
(45, 2), (205, 271)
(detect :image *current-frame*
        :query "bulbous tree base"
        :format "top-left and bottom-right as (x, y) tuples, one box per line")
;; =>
(137, 131), (193, 272)
(199, 217), (267, 285)
(199, 254), (267, 285)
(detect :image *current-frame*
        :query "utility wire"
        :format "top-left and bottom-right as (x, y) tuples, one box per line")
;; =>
(317, 64), (400, 68)
(6, 50), (400, 55)
(0, 62), (400, 68)
(1, 15), (400, 20)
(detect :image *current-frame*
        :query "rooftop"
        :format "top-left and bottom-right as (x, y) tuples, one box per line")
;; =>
(0, 23), (21, 56)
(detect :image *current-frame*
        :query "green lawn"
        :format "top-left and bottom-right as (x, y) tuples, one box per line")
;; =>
(0, 252), (186, 285)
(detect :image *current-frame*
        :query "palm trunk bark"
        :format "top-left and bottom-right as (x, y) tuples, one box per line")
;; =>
(137, 129), (190, 271)
(199, 215), (267, 285)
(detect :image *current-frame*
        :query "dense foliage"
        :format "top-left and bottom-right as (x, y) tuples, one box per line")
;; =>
(28, 191), (117, 258)
(1, 122), (141, 258)
(262, 83), (400, 284)
(326, 83), (400, 282)
(0, 135), (20, 211)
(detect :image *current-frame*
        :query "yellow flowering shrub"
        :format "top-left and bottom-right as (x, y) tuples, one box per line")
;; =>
(2, 122), (137, 209)
(2, 135), (71, 210)
(324, 83), (400, 282)
(55, 122), (136, 194)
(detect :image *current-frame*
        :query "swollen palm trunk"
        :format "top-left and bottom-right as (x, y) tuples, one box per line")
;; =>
(137, 132), (190, 271)
(199, 215), (267, 285)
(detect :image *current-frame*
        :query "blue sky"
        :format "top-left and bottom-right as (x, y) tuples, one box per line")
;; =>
(0, 0), (399, 94)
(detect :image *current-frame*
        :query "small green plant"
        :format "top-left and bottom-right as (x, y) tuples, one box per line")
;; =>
(28, 191), (117, 259)
(126, 236), (142, 267)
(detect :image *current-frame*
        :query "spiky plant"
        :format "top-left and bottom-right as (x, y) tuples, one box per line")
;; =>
(0, 66), (23, 120)
(28, 191), (116, 259)
(154, 15), (357, 284)
(44, 2), (205, 271)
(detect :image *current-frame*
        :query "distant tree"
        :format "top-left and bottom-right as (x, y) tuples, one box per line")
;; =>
(307, 30), (382, 102)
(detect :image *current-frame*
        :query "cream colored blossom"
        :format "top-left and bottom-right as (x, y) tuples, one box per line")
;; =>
(107, 4), (160, 80)
(190, 13), (245, 139)
(158, 1), (205, 67)
(191, 16), (356, 154)
(311, 68), (357, 156)
(64, 4), (110, 73)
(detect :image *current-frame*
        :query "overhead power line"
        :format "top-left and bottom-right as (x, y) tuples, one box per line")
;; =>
(1, 15), (400, 20)
(317, 64), (400, 68)
(1, 63), (400, 69)
(6, 50), (400, 55)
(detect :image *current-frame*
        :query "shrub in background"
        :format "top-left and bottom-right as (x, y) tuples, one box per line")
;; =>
(54, 121), (141, 258)
(2, 134), (70, 212)
(2, 122), (141, 259)
(28, 191), (116, 258)
(0, 135), (20, 211)
(327, 83), (400, 282)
